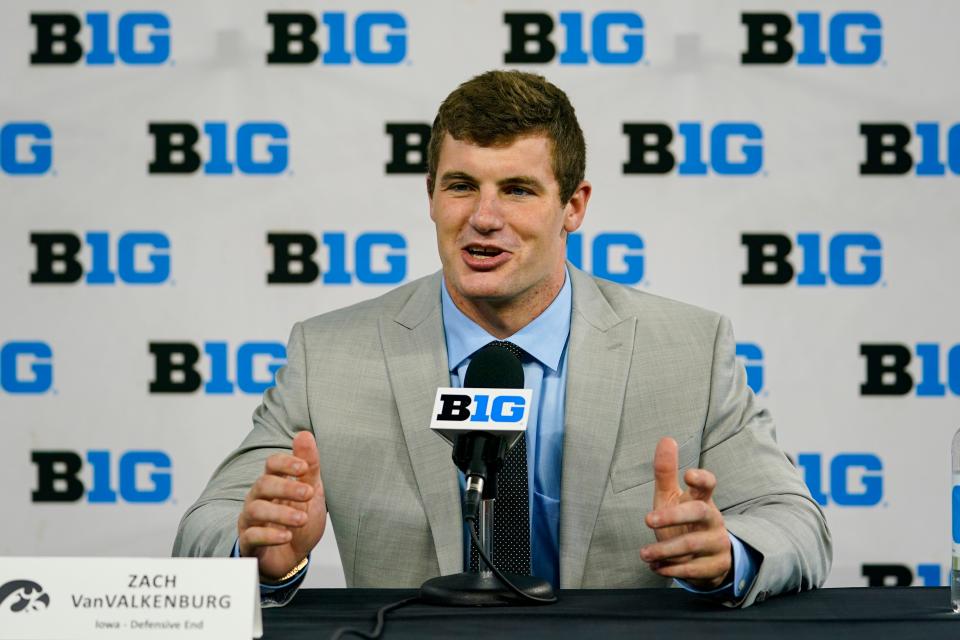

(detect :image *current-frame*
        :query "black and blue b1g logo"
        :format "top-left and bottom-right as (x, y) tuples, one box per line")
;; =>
(797, 453), (883, 507)
(267, 232), (407, 285)
(1, 123), (52, 175)
(266, 12), (406, 64)
(861, 343), (960, 396)
(148, 122), (288, 175)
(567, 232), (644, 285)
(741, 12), (882, 65)
(623, 122), (764, 175)
(860, 123), (960, 176)
(31, 450), (171, 503)
(149, 341), (286, 394)
(1, 342), (52, 394)
(862, 563), (945, 587)
(30, 12), (170, 65)
(735, 343), (764, 394)
(30, 232), (171, 285)
(741, 233), (883, 286)
(503, 12), (644, 64)
(435, 393), (528, 424)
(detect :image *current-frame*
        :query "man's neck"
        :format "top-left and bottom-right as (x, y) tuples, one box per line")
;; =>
(447, 272), (567, 339)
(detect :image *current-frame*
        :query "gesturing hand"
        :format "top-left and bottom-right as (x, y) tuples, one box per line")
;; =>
(640, 437), (732, 590)
(238, 431), (327, 581)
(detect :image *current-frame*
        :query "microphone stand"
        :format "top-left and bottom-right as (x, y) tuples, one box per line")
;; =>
(419, 473), (555, 606)
(479, 498), (494, 581)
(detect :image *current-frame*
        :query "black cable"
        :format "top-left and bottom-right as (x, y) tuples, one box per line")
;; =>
(464, 514), (558, 605)
(330, 509), (553, 638)
(329, 595), (418, 640)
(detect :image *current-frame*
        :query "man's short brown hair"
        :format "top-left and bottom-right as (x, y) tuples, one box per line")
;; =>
(427, 70), (586, 204)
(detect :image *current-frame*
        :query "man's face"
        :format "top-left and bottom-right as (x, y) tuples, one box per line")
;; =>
(429, 133), (589, 320)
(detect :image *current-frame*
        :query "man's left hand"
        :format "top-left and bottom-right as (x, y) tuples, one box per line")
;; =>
(640, 436), (732, 590)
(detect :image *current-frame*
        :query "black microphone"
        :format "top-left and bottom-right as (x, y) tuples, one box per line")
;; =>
(454, 343), (524, 520)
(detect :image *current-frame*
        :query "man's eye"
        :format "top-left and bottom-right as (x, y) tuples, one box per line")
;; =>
(448, 183), (472, 192)
(506, 186), (531, 196)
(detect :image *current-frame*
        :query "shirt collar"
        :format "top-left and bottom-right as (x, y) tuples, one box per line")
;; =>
(441, 269), (572, 374)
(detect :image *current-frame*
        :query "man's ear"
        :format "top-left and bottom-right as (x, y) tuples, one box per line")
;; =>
(563, 180), (591, 233)
(427, 175), (436, 222)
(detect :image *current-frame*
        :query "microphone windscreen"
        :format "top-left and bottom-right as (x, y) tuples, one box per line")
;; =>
(464, 343), (524, 389)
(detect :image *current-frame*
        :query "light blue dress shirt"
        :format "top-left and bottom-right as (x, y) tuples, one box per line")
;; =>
(440, 270), (759, 599)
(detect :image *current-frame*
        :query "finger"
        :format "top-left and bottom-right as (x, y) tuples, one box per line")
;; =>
(647, 554), (696, 567)
(239, 526), (293, 551)
(243, 499), (310, 528)
(648, 553), (732, 583)
(264, 453), (308, 478)
(292, 430), (322, 490)
(640, 529), (730, 564)
(646, 500), (717, 531)
(653, 437), (681, 509)
(683, 468), (716, 503)
(248, 474), (314, 503)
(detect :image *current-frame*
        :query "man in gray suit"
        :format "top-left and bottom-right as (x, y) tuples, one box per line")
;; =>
(173, 71), (831, 608)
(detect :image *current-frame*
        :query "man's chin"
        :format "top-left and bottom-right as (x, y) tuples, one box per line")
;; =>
(448, 272), (516, 304)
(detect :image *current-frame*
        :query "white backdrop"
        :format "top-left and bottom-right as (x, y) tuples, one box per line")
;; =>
(2, 0), (958, 590)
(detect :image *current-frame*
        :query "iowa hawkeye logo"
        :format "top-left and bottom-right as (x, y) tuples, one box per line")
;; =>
(0, 580), (49, 612)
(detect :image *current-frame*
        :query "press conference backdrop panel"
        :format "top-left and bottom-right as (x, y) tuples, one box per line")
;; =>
(2, 0), (957, 590)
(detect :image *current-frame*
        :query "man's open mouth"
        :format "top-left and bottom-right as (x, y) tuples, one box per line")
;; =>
(466, 246), (505, 258)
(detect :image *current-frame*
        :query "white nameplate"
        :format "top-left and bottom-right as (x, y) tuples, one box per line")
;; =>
(0, 557), (261, 640)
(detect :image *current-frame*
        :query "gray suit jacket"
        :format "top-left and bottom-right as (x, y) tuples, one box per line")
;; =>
(173, 267), (831, 607)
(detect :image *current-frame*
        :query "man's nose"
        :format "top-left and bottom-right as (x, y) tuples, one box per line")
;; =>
(468, 190), (505, 233)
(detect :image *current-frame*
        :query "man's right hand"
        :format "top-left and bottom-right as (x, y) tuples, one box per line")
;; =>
(237, 430), (326, 581)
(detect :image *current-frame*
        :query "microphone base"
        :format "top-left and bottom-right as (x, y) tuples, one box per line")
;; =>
(419, 572), (555, 607)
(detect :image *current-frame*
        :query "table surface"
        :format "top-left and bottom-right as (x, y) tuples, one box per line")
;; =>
(262, 587), (959, 639)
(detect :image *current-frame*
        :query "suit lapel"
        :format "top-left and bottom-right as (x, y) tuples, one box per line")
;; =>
(379, 274), (463, 576)
(560, 269), (637, 588)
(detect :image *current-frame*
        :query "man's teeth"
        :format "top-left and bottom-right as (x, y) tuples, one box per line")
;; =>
(468, 247), (501, 257)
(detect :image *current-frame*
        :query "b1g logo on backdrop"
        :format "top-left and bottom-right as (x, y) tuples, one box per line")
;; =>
(862, 564), (945, 587)
(148, 122), (288, 175)
(31, 450), (171, 503)
(30, 232), (171, 285)
(266, 12), (406, 64)
(741, 12), (882, 65)
(735, 343), (764, 394)
(797, 453), (883, 507)
(623, 122), (764, 176)
(149, 341), (286, 394)
(567, 232), (644, 285)
(267, 232), (407, 285)
(1, 122), (52, 175)
(503, 12), (644, 65)
(860, 123), (960, 176)
(30, 12), (170, 65)
(1, 342), (53, 394)
(860, 343), (960, 396)
(741, 233), (883, 286)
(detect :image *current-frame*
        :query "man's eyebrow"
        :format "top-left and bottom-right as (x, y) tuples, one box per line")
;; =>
(497, 175), (545, 191)
(438, 171), (477, 185)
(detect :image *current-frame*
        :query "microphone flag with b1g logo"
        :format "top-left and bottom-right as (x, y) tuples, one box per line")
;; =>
(430, 388), (533, 449)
